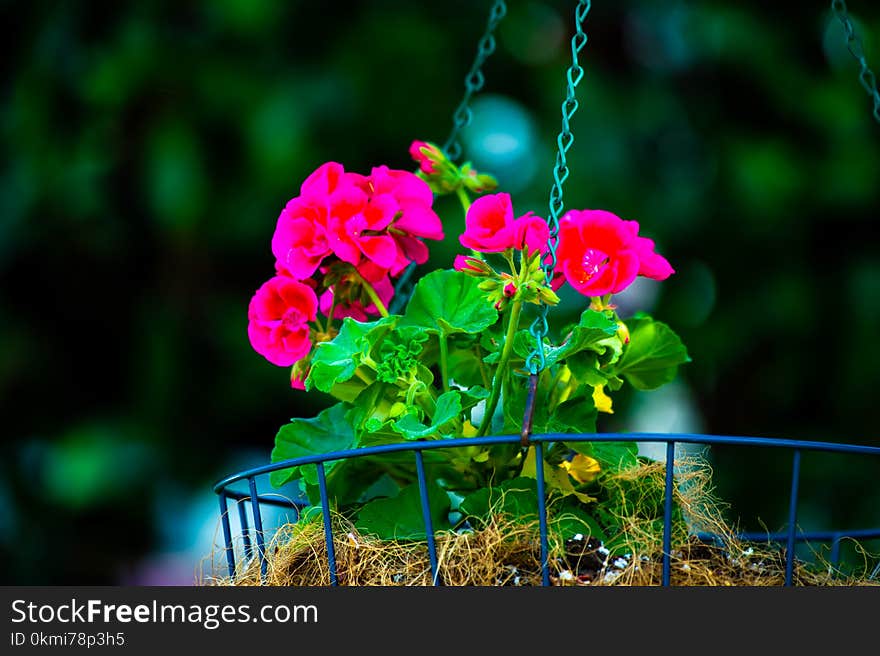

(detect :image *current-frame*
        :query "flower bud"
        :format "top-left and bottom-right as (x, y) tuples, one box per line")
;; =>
(410, 140), (462, 193)
(460, 163), (498, 193)
(617, 320), (630, 345)
(409, 140), (443, 175)
(454, 254), (493, 277)
(537, 285), (560, 305)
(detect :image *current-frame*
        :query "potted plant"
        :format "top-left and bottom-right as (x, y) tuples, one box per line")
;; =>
(236, 140), (712, 585)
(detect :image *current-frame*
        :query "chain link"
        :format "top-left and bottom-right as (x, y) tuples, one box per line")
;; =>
(442, 0), (508, 162)
(831, 0), (880, 123)
(527, 0), (592, 375)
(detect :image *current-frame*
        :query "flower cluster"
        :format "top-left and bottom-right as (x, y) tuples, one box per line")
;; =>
(455, 192), (674, 305)
(248, 161), (444, 384)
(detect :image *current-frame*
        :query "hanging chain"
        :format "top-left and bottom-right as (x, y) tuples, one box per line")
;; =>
(831, 0), (880, 124)
(442, 0), (508, 162)
(527, 0), (592, 376)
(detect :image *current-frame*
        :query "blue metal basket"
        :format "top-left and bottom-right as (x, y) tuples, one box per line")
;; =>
(213, 432), (880, 586)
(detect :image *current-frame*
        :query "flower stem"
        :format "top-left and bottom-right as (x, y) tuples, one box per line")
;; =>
(456, 186), (472, 214)
(475, 343), (491, 389)
(357, 274), (390, 318)
(439, 332), (451, 394)
(478, 298), (524, 436)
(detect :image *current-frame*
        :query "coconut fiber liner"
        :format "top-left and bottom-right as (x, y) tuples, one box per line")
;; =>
(203, 460), (879, 587)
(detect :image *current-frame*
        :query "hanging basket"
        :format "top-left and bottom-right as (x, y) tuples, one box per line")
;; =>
(212, 1), (880, 587)
(209, 432), (880, 586)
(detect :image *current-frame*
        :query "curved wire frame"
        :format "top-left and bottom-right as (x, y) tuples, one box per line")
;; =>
(213, 433), (880, 587)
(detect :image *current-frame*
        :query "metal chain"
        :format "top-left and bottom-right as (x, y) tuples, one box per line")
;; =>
(442, 0), (508, 162)
(831, 0), (880, 124)
(391, 1), (507, 314)
(527, 0), (592, 375)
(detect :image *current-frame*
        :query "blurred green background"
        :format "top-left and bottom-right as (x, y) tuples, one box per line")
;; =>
(2, 0), (879, 584)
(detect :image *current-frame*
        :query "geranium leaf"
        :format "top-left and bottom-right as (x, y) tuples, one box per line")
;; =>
(306, 315), (397, 393)
(570, 441), (639, 471)
(612, 315), (690, 390)
(459, 477), (539, 523)
(515, 309), (619, 368)
(355, 480), (451, 540)
(269, 402), (357, 488)
(400, 269), (499, 336)
(392, 390), (462, 440)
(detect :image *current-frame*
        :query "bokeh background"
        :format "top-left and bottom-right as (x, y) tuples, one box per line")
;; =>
(2, 0), (879, 584)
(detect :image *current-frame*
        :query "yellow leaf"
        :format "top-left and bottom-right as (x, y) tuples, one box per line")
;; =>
(522, 447), (597, 504)
(593, 384), (614, 414)
(562, 454), (601, 484)
(461, 420), (479, 437)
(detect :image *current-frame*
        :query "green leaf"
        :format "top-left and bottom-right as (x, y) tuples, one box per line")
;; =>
(461, 478), (606, 542)
(392, 390), (462, 439)
(550, 395), (597, 434)
(447, 344), (487, 388)
(459, 385), (490, 412)
(459, 477), (540, 522)
(400, 269), (498, 336)
(306, 315), (397, 393)
(515, 309), (619, 368)
(269, 403), (357, 488)
(613, 315), (690, 390)
(553, 500), (608, 543)
(301, 457), (391, 507)
(570, 441), (639, 471)
(355, 480), (451, 540)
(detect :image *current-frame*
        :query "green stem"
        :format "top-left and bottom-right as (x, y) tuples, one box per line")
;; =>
(477, 299), (524, 436)
(357, 274), (390, 318)
(502, 248), (518, 279)
(456, 186), (472, 214)
(475, 343), (491, 389)
(438, 332), (451, 394)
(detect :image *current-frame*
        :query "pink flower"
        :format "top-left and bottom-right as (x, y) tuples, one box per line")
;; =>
(459, 193), (551, 255)
(512, 212), (550, 255)
(247, 276), (318, 367)
(272, 162), (368, 279)
(325, 193), (399, 270)
(554, 209), (674, 297)
(459, 193), (516, 253)
(356, 166), (444, 275)
(265, 160), (444, 334)
(272, 197), (332, 279)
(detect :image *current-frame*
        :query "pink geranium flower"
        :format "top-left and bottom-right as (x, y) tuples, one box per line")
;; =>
(554, 209), (674, 297)
(459, 193), (550, 255)
(512, 212), (550, 255)
(459, 193), (516, 253)
(272, 162), (367, 279)
(247, 276), (318, 367)
(353, 166), (445, 275)
(273, 162), (444, 282)
(272, 197), (332, 279)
